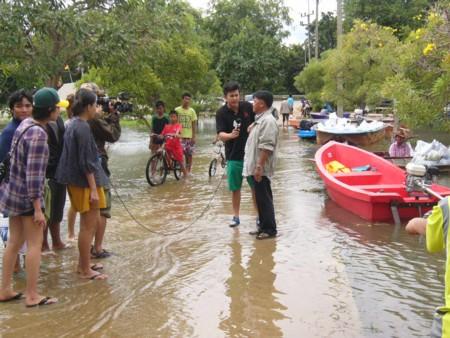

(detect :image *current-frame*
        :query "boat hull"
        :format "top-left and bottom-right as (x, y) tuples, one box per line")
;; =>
(315, 142), (450, 222)
(298, 130), (316, 139)
(310, 113), (329, 120)
(316, 127), (386, 146)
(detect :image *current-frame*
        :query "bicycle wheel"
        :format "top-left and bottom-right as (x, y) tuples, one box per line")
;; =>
(173, 160), (182, 180)
(146, 153), (168, 186)
(220, 154), (226, 168)
(209, 158), (218, 177)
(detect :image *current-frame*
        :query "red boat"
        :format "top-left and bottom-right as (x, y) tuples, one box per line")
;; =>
(315, 142), (450, 223)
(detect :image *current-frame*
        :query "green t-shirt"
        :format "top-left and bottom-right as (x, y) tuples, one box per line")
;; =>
(175, 106), (197, 139)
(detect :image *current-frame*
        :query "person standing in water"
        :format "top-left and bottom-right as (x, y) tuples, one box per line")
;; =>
(0, 87), (62, 306)
(243, 90), (279, 239)
(56, 89), (109, 280)
(216, 82), (256, 228)
(406, 199), (450, 337)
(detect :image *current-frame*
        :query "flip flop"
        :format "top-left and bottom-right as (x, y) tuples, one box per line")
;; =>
(0, 292), (23, 303)
(91, 249), (111, 259)
(91, 263), (103, 271)
(26, 296), (57, 308)
(256, 232), (277, 240)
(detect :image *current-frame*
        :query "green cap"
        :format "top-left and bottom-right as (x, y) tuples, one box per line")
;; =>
(33, 87), (61, 108)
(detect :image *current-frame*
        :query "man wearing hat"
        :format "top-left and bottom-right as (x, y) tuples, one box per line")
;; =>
(389, 129), (413, 158)
(41, 91), (70, 253)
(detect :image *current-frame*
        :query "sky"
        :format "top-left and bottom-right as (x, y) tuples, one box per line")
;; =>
(187, 0), (338, 45)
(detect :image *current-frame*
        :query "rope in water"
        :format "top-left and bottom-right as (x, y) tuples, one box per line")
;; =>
(110, 172), (224, 236)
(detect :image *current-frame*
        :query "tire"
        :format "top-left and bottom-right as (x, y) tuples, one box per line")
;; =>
(209, 158), (218, 177)
(146, 153), (168, 186)
(220, 155), (226, 168)
(173, 160), (182, 180)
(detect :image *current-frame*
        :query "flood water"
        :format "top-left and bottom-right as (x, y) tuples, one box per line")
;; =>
(0, 119), (446, 337)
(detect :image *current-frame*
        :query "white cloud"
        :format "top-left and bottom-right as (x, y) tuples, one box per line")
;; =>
(187, 0), (338, 45)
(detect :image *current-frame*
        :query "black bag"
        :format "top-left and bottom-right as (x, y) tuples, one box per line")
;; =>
(0, 124), (44, 184)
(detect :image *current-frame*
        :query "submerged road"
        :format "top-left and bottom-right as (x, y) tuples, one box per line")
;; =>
(0, 120), (445, 337)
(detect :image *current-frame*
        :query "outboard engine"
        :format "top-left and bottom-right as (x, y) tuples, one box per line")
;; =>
(405, 162), (442, 199)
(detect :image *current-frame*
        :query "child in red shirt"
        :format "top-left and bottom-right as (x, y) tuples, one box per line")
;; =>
(161, 111), (187, 177)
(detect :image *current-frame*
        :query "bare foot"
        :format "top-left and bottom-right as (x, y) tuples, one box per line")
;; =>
(41, 250), (57, 257)
(53, 242), (73, 251)
(67, 236), (77, 242)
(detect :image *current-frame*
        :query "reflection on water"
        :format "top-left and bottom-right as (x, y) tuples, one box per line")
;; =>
(0, 120), (446, 337)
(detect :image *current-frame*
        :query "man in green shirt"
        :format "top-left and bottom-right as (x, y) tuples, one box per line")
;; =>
(175, 92), (197, 173)
(406, 198), (450, 337)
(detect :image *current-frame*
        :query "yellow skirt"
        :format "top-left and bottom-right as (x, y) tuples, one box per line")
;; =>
(67, 185), (106, 214)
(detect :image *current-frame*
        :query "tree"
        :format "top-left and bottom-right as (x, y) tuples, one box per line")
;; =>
(344, 0), (437, 38)
(294, 59), (325, 110)
(306, 12), (337, 57)
(381, 3), (450, 129)
(205, 0), (291, 93)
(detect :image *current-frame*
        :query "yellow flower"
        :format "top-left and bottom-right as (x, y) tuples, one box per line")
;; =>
(360, 23), (368, 31)
(415, 28), (424, 40)
(423, 43), (436, 56)
(378, 43), (384, 48)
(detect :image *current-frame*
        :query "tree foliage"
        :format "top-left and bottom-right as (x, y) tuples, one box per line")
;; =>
(0, 0), (220, 109)
(306, 12), (337, 57)
(205, 0), (292, 93)
(344, 0), (437, 38)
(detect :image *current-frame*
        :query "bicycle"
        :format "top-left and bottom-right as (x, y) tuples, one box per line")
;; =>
(146, 135), (183, 186)
(208, 141), (226, 177)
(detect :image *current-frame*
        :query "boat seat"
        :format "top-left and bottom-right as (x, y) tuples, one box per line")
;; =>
(333, 171), (382, 185)
(354, 184), (405, 192)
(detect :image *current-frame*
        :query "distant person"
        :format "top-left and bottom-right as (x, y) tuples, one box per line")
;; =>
(406, 198), (450, 337)
(160, 111), (188, 177)
(56, 89), (108, 280)
(287, 94), (294, 111)
(175, 93), (197, 173)
(279, 99), (291, 128)
(150, 100), (169, 153)
(244, 90), (279, 239)
(0, 87), (62, 307)
(216, 82), (256, 228)
(389, 130), (413, 157)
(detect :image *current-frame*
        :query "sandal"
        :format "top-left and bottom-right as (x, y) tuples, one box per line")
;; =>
(90, 273), (108, 280)
(256, 232), (276, 240)
(0, 292), (23, 302)
(26, 296), (57, 308)
(91, 247), (111, 259)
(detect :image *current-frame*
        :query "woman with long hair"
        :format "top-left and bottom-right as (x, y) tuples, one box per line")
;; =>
(56, 88), (108, 280)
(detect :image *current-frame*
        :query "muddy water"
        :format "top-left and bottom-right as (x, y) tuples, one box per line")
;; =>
(0, 120), (445, 337)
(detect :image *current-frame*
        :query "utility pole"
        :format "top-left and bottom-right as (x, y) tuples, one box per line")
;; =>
(336, 0), (343, 116)
(300, 0), (314, 63)
(315, 0), (319, 59)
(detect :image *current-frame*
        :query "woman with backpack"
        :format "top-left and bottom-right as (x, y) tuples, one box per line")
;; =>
(0, 87), (62, 307)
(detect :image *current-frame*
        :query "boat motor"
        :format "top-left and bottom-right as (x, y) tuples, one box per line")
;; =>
(405, 162), (443, 200)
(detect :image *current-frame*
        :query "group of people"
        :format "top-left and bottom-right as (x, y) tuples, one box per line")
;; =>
(149, 93), (198, 177)
(0, 83), (121, 307)
(216, 82), (279, 239)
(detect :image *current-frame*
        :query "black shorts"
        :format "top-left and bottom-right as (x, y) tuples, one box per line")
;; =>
(282, 114), (289, 122)
(151, 135), (164, 145)
(45, 179), (67, 224)
(19, 208), (45, 217)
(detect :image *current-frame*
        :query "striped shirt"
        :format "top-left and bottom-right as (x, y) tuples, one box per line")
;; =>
(0, 118), (48, 216)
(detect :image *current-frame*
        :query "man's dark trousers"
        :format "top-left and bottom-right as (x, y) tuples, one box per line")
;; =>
(254, 176), (277, 235)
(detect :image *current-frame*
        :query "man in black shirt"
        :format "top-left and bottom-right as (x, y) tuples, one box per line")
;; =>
(150, 100), (169, 153)
(216, 82), (256, 228)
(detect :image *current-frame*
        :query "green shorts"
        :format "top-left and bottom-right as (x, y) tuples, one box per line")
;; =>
(227, 160), (254, 191)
